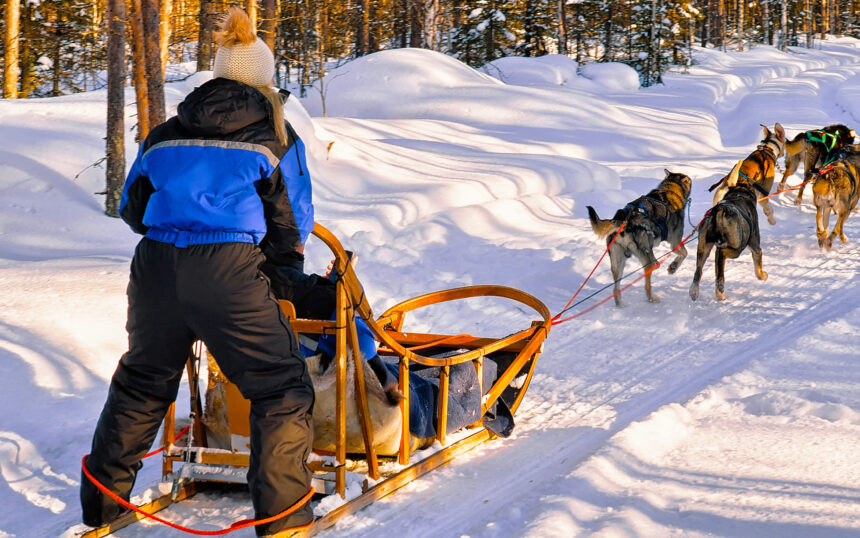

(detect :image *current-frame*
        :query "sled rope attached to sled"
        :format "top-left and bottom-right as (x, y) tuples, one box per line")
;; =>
(553, 219), (705, 325)
(551, 223), (626, 324)
(81, 455), (314, 536)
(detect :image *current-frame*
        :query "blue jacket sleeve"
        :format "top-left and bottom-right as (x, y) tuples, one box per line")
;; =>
(258, 124), (315, 268)
(119, 144), (155, 235)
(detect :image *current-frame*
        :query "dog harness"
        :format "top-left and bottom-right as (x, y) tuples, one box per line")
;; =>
(713, 193), (755, 247)
(806, 129), (845, 166)
(624, 201), (668, 241)
(807, 129), (839, 153)
(708, 136), (781, 194)
(818, 160), (859, 201)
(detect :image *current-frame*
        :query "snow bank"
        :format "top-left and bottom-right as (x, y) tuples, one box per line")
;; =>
(481, 54), (579, 87)
(579, 62), (640, 91)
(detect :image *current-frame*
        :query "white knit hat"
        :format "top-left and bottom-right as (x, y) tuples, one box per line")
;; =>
(212, 8), (274, 88)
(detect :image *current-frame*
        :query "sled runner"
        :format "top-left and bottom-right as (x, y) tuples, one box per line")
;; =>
(81, 223), (551, 537)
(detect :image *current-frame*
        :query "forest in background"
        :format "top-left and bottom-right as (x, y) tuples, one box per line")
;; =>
(1, 0), (858, 215)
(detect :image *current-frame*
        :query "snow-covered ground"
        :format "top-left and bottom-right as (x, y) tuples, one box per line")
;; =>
(1, 39), (859, 537)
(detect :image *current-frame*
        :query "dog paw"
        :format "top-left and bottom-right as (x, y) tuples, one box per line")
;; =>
(758, 271), (768, 281)
(689, 287), (699, 301)
(840, 234), (848, 244)
(715, 291), (726, 301)
(667, 262), (678, 274)
(794, 196), (803, 206)
(648, 295), (661, 304)
(767, 216), (776, 226)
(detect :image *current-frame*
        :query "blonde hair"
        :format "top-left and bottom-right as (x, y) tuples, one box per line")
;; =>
(258, 86), (289, 147)
(215, 7), (287, 146)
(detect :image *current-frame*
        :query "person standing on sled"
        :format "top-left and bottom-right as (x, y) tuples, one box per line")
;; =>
(81, 8), (315, 535)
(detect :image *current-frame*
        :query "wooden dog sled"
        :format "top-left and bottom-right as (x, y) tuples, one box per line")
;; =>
(82, 223), (551, 537)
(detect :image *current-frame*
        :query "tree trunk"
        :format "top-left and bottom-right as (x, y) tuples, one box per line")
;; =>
(806, 0), (814, 47)
(410, 0), (423, 48)
(820, 0), (828, 39)
(424, 0), (438, 50)
(603, 1), (614, 61)
(557, 0), (567, 55)
(259, 0), (278, 52)
(720, 0), (727, 52)
(160, 0), (172, 77)
(4, 0), (20, 98)
(781, 0), (788, 50)
(763, 0), (770, 45)
(197, 0), (214, 71)
(20, 2), (33, 97)
(142, 0), (166, 127)
(246, 0), (257, 29)
(52, 12), (62, 95)
(106, 0), (127, 218)
(357, 0), (370, 55)
(129, 0), (150, 141)
(737, 0), (744, 51)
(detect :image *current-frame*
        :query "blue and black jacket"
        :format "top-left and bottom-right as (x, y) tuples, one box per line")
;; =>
(120, 78), (313, 267)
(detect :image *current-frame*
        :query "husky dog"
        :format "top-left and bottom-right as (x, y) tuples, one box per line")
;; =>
(710, 123), (786, 226)
(778, 124), (855, 206)
(587, 170), (692, 306)
(691, 161), (767, 301)
(812, 148), (860, 251)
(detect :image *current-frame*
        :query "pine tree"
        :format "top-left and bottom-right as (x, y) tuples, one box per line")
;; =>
(513, 0), (554, 56)
(452, 0), (515, 67)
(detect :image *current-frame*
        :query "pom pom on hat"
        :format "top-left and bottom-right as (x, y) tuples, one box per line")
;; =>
(213, 7), (275, 88)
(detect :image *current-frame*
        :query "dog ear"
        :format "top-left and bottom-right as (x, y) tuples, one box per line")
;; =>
(774, 122), (785, 141)
(761, 124), (771, 140)
(664, 169), (671, 178)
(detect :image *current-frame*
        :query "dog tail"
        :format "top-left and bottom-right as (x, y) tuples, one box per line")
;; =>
(712, 204), (743, 248)
(783, 136), (807, 166)
(586, 206), (618, 239)
(812, 171), (834, 200)
(726, 160), (743, 188)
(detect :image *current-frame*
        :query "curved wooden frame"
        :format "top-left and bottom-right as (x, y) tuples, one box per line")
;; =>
(145, 223), (552, 537)
(300, 223), (551, 485)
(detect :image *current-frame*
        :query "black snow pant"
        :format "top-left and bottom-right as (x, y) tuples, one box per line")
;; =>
(81, 239), (315, 536)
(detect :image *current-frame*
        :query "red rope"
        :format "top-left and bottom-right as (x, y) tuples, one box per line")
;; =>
(758, 179), (812, 201)
(143, 425), (191, 458)
(552, 222), (626, 322)
(82, 455), (314, 535)
(552, 223), (701, 325)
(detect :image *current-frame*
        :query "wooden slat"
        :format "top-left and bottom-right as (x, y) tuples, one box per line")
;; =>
(346, 305), (380, 480)
(437, 365), (449, 446)
(79, 482), (201, 538)
(284, 429), (492, 537)
(398, 355), (410, 466)
(334, 273), (348, 498)
(482, 329), (546, 416)
(161, 402), (175, 477)
(377, 331), (527, 353)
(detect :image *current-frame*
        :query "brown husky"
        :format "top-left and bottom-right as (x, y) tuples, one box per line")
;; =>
(710, 123), (786, 226)
(777, 124), (855, 205)
(812, 148), (860, 251)
(691, 161), (767, 302)
(587, 170), (692, 306)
